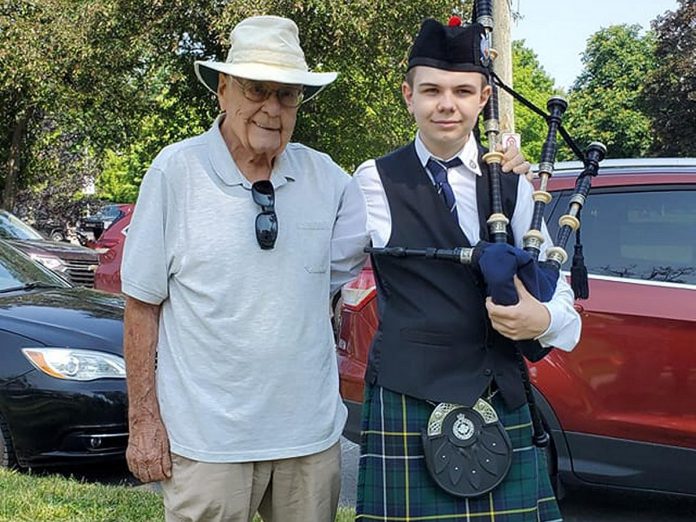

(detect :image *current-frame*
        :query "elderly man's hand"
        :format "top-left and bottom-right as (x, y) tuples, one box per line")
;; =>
(485, 276), (550, 340)
(497, 143), (533, 180)
(126, 415), (172, 484)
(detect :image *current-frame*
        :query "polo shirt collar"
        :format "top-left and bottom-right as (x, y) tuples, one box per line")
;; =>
(206, 114), (296, 188)
(414, 132), (482, 176)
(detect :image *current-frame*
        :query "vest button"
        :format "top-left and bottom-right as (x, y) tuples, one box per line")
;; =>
(484, 369), (492, 376)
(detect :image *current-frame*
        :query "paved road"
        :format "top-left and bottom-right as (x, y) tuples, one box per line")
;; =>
(43, 438), (696, 521)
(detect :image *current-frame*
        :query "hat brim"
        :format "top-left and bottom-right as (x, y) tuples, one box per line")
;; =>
(194, 61), (337, 102)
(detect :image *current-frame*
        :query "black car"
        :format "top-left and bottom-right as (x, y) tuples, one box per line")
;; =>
(0, 240), (127, 468)
(0, 209), (99, 287)
(77, 204), (130, 242)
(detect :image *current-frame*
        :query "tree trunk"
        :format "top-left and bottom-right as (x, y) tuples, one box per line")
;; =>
(493, 0), (514, 133)
(3, 110), (31, 212)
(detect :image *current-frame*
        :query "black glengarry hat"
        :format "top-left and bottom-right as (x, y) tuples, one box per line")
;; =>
(408, 18), (489, 75)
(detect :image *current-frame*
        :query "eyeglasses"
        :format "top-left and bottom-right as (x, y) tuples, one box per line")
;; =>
(230, 76), (305, 108)
(251, 180), (278, 250)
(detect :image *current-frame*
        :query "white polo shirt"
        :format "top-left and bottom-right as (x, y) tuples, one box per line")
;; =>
(121, 115), (367, 462)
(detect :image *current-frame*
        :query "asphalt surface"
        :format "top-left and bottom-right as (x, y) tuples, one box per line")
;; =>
(37, 438), (696, 521)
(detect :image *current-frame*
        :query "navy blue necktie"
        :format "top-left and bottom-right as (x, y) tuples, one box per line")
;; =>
(426, 157), (463, 221)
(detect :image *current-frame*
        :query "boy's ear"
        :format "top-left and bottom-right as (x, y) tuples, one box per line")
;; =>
(402, 81), (415, 114)
(478, 83), (492, 111)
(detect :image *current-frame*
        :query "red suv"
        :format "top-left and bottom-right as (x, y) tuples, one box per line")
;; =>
(93, 204), (134, 294)
(336, 158), (696, 497)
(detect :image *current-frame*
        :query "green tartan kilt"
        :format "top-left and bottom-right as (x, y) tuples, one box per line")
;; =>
(355, 384), (563, 521)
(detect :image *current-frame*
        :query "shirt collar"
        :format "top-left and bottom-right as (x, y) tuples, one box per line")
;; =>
(206, 114), (296, 188)
(414, 132), (482, 177)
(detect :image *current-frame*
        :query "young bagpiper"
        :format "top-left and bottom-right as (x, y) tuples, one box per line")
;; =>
(352, 18), (580, 521)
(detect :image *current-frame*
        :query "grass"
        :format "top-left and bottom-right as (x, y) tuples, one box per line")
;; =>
(0, 468), (356, 521)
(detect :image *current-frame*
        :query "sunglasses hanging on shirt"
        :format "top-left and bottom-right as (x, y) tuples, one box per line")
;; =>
(251, 180), (278, 250)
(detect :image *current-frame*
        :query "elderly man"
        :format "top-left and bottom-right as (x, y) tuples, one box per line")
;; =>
(121, 15), (366, 522)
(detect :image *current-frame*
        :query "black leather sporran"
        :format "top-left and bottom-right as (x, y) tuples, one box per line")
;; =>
(421, 399), (512, 497)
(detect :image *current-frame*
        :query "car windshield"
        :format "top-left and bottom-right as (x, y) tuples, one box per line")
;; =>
(0, 210), (44, 240)
(97, 205), (121, 219)
(0, 241), (71, 291)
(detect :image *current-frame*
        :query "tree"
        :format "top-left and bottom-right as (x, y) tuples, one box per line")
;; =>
(642, 0), (696, 156)
(97, 0), (463, 197)
(98, 84), (213, 202)
(0, 0), (159, 211)
(563, 25), (657, 159)
(510, 40), (561, 162)
(6, 2), (485, 211)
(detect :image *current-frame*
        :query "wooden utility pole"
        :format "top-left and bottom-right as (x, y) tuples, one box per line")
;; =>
(492, 0), (514, 133)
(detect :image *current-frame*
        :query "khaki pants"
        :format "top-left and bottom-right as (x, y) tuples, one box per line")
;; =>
(162, 442), (341, 522)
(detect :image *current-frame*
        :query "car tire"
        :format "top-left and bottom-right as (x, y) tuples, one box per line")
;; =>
(0, 414), (17, 469)
(50, 230), (66, 242)
(331, 293), (344, 342)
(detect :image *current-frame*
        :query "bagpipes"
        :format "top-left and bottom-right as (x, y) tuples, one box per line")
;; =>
(366, 0), (606, 496)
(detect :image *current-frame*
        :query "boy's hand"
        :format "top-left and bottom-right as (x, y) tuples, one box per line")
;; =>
(485, 276), (551, 340)
(498, 142), (533, 180)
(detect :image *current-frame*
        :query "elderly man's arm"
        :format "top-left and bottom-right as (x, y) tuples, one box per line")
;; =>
(124, 297), (171, 483)
(330, 175), (371, 296)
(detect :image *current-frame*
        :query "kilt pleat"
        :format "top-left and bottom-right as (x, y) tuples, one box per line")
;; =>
(355, 384), (563, 521)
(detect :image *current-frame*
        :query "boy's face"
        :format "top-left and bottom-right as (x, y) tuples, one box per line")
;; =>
(402, 66), (491, 159)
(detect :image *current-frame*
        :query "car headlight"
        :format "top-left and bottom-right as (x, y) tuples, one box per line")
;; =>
(28, 253), (66, 272)
(22, 348), (126, 381)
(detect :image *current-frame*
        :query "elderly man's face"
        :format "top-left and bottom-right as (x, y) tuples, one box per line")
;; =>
(217, 75), (300, 160)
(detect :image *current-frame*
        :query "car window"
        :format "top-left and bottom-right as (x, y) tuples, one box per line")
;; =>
(0, 211), (45, 241)
(99, 205), (121, 219)
(547, 187), (696, 285)
(0, 241), (71, 290)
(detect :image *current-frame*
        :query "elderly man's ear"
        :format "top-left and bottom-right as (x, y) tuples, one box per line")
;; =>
(216, 73), (230, 109)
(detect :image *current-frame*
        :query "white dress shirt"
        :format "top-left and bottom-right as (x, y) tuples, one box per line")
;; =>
(348, 132), (581, 351)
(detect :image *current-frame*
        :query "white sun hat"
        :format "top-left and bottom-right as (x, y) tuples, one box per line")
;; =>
(194, 15), (337, 103)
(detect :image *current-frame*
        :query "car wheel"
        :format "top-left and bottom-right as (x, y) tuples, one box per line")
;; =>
(0, 414), (17, 469)
(331, 293), (343, 342)
(50, 230), (66, 242)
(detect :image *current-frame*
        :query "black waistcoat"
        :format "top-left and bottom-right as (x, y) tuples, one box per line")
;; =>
(366, 142), (528, 410)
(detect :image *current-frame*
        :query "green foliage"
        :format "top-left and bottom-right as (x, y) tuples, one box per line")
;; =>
(510, 40), (561, 162)
(98, 85), (213, 202)
(14, 0), (686, 213)
(14, 122), (102, 226)
(87, 0), (468, 192)
(564, 25), (657, 159)
(95, 0), (466, 195)
(641, 0), (696, 156)
(0, 0), (158, 210)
